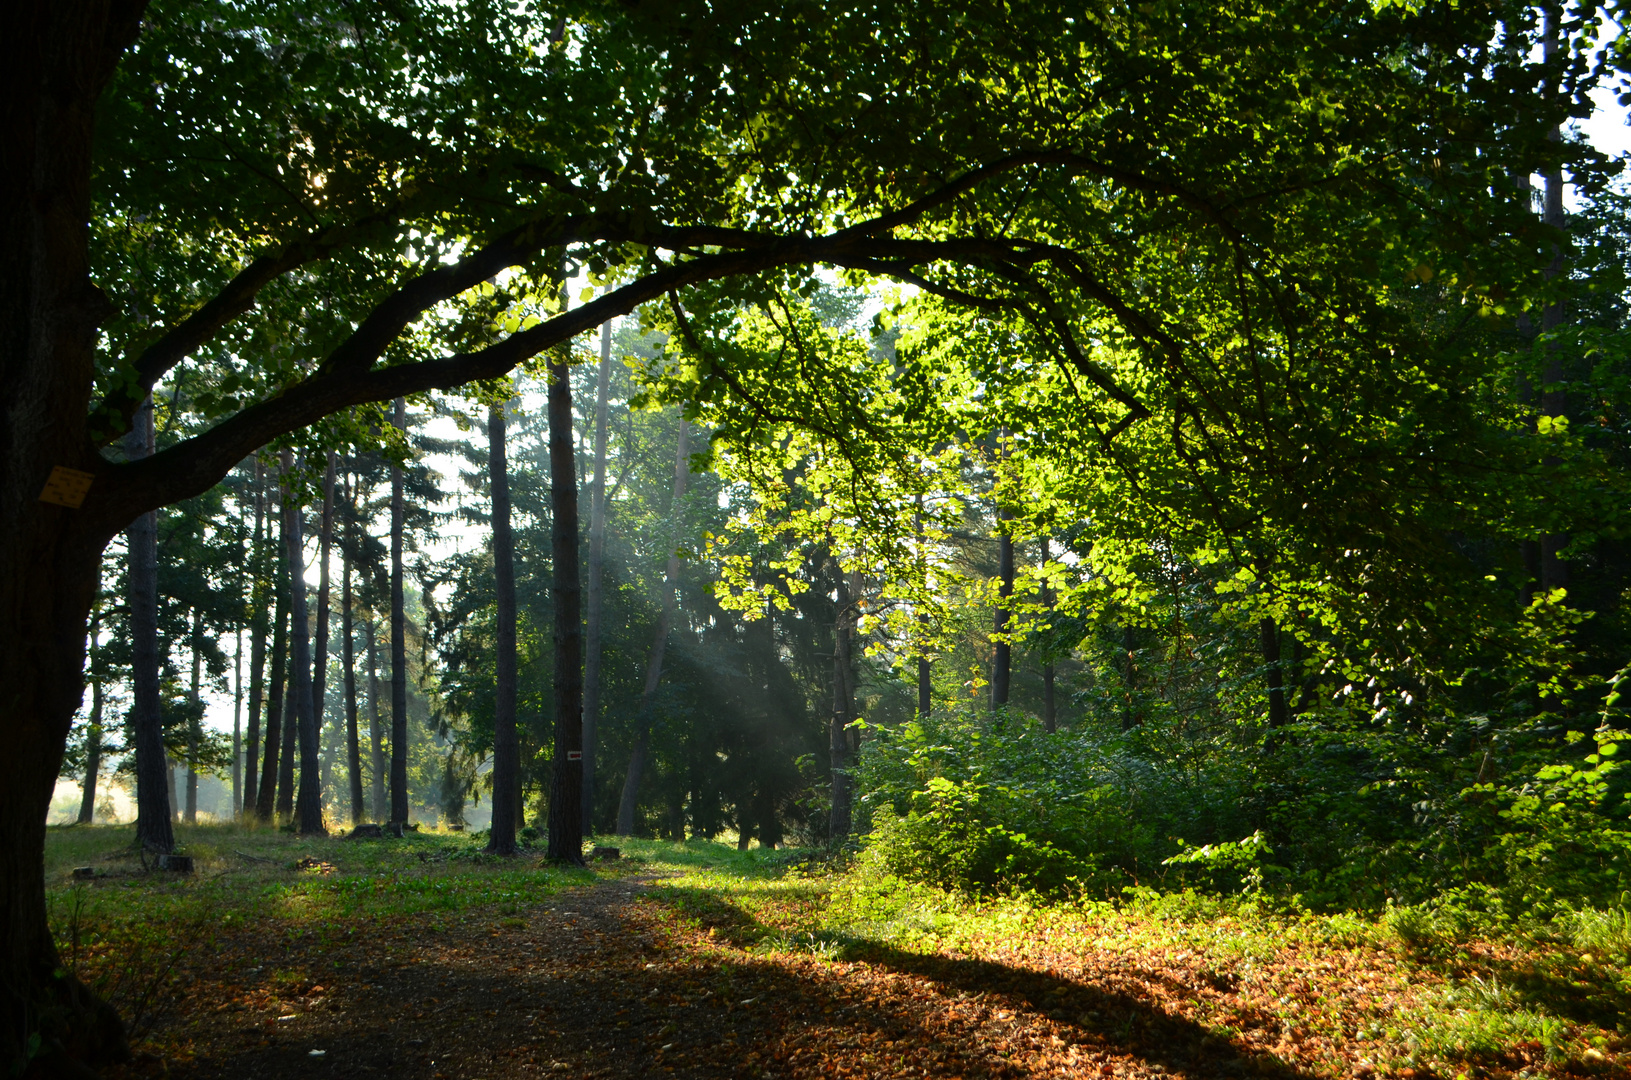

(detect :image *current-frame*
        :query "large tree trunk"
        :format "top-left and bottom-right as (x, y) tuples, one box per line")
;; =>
(581, 319), (613, 837)
(390, 396), (410, 824)
(343, 471), (364, 825)
(126, 396), (174, 852)
(545, 357), (585, 863)
(255, 554), (289, 824)
(280, 451), (327, 835)
(275, 662), (297, 822)
(244, 460), (267, 815)
(616, 419), (689, 837)
(1, 2), (146, 1067)
(232, 625), (242, 816)
(486, 401), (520, 855)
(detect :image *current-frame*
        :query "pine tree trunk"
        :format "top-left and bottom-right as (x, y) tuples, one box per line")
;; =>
(1261, 617), (1289, 730)
(487, 401), (520, 855)
(546, 357), (585, 863)
(312, 453), (335, 765)
(256, 553), (289, 824)
(279, 451), (327, 835)
(581, 319), (613, 837)
(232, 625), (242, 816)
(390, 396), (410, 824)
(367, 619), (387, 822)
(244, 461), (267, 815)
(126, 396), (174, 853)
(276, 669), (297, 822)
(616, 419), (689, 836)
(78, 613), (104, 825)
(343, 472), (364, 825)
(186, 607), (201, 824)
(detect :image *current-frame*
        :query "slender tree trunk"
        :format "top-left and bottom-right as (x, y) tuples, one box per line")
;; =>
(1261, 617), (1290, 729)
(992, 507), (1014, 709)
(1120, 624), (1137, 730)
(1041, 537), (1056, 733)
(275, 665), (296, 822)
(127, 396), (173, 853)
(390, 396), (410, 824)
(1539, 9), (1569, 597)
(487, 401), (520, 855)
(616, 419), (689, 836)
(244, 461), (267, 815)
(78, 612), (104, 825)
(367, 619), (387, 821)
(546, 356), (585, 863)
(232, 625), (242, 815)
(828, 560), (855, 845)
(582, 318), (613, 836)
(186, 607), (201, 824)
(255, 553), (289, 824)
(312, 453), (335, 768)
(280, 451), (327, 835)
(343, 474), (363, 825)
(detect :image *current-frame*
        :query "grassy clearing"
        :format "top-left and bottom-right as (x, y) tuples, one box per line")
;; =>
(43, 827), (1631, 1079)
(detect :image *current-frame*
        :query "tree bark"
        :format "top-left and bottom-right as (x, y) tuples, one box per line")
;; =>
(255, 549), (289, 824)
(546, 356), (585, 863)
(313, 452), (335, 769)
(1040, 536), (1056, 733)
(343, 471), (364, 825)
(992, 507), (1014, 709)
(367, 618), (387, 822)
(232, 625), (242, 816)
(487, 400), (520, 855)
(1261, 617), (1290, 730)
(275, 662), (297, 822)
(280, 451), (327, 835)
(0, 2), (146, 1067)
(390, 396), (410, 824)
(127, 396), (174, 853)
(78, 609), (105, 825)
(616, 419), (689, 836)
(186, 606), (202, 824)
(582, 318), (613, 837)
(828, 560), (856, 845)
(244, 460), (267, 815)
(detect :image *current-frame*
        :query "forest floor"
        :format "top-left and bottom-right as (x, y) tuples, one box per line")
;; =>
(41, 825), (1630, 1080)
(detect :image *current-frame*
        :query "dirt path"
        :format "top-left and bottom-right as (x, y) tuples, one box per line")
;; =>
(113, 867), (1340, 1080)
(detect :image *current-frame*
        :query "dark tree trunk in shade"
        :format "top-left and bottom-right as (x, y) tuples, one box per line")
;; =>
(256, 553), (289, 824)
(582, 319), (613, 836)
(275, 672), (296, 821)
(390, 396), (410, 824)
(126, 397), (173, 854)
(1041, 537), (1056, 733)
(77, 612), (104, 824)
(0, 4), (142, 1064)
(828, 561), (856, 845)
(367, 619), (386, 822)
(280, 451), (327, 835)
(1261, 617), (1290, 730)
(244, 461), (267, 815)
(545, 357), (585, 863)
(312, 453), (335, 766)
(232, 626), (242, 815)
(486, 401), (520, 855)
(991, 508), (1014, 709)
(1120, 624), (1137, 730)
(186, 607), (201, 824)
(342, 473), (364, 824)
(616, 420), (689, 836)
(1538, 11), (1570, 598)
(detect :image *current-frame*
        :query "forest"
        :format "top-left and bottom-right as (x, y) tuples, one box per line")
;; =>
(5, 0), (1631, 1077)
